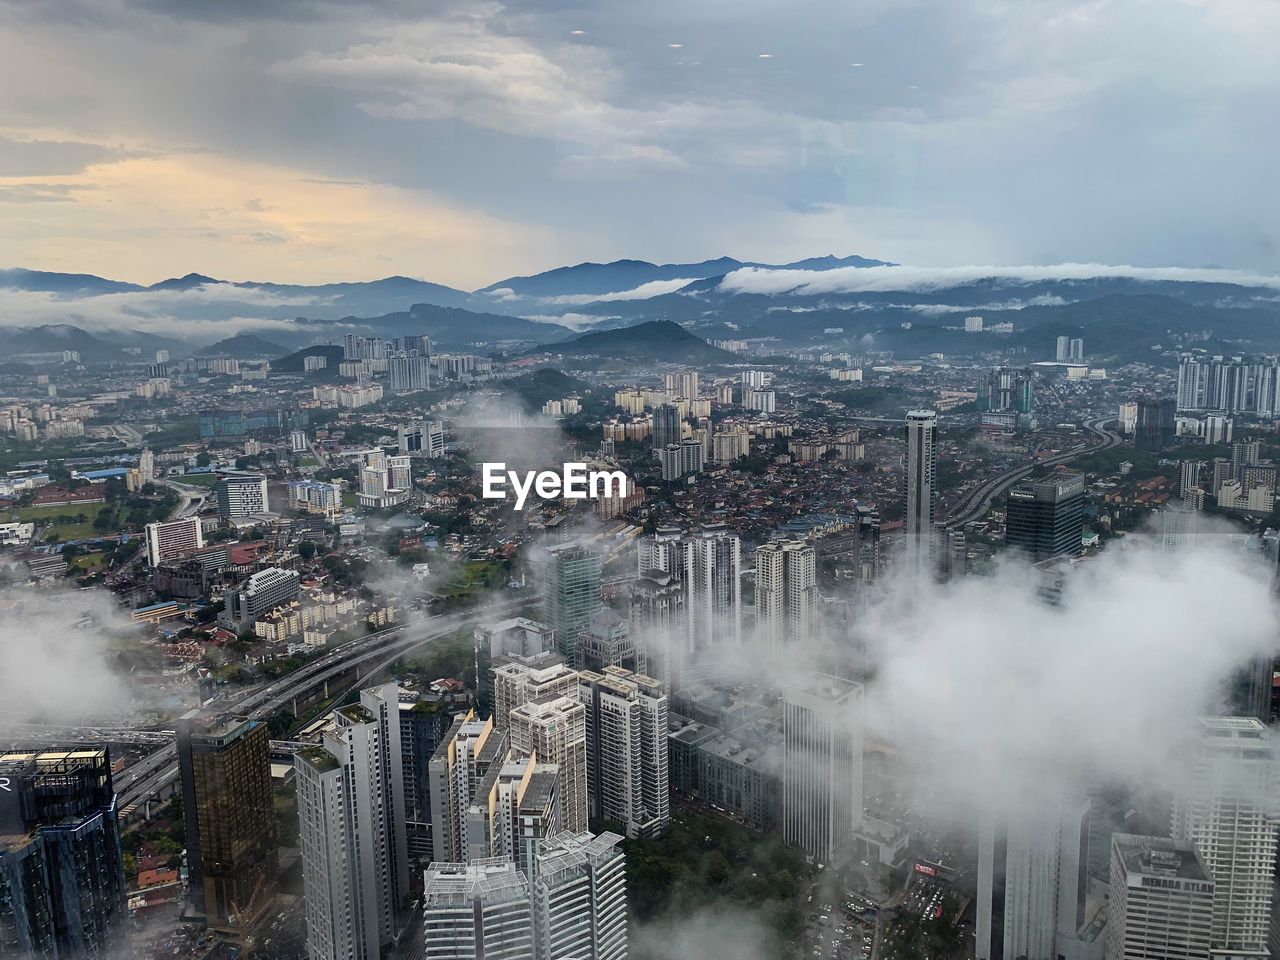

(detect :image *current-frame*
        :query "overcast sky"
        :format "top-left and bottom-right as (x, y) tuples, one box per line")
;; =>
(0, 0), (1276, 289)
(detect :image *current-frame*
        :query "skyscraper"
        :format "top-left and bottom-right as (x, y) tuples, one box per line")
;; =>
(215, 473), (269, 519)
(473, 617), (559, 718)
(542, 543), (603, 661)
(1106, 834), (1214, 960)
(904, 410), (938, 570)
(422, 859), (535, 960)
(295, 687), (410, 960)
(532, 832), (629, 960)
(491, 659), (579, 733)
(755, 538), (817, 655)
(428, 712), (512, 865)
(576, 609), (646, 675)
(145, 515), (203, 566)
(686, 524), (742, 669)
(975, 798), (1091, 960)
(578, 666), (670, 838)
(1171, 717), (1280, 957)
(1004, 472), (1087, 561)
(509, 696), (589, 834)
(176, 716), (278, 934)
(1179, 459), (1201, 503)
(783, 674), (863, 862)
(1055, 336), (1070, 362)
(396, 689), (456, 869)
(388, 352), (431, 391)
(1133, 398), (1175, 453)
(652, 402), (681, 453)
(0, 749), (128, 959)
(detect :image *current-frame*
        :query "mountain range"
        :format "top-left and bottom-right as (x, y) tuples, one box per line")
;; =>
(3, 255), (1280, 365)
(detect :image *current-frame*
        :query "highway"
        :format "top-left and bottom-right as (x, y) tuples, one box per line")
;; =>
(117, 598), (529, 817)
(942, 416), (1120, 528)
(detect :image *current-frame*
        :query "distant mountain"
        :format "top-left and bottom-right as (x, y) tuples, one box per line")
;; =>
(342, 302), (573, 347)
(148, 272), (220, 291)
(478, 254), (894, 300)
(195, 332), (288, 359)
(534, 320), (736, 361)
(1, 324), (131, 363)
(270, 344), (344, 373)
(0, 268), (143, 296)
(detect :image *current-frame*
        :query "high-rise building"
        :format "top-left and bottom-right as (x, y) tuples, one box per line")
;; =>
(783, 674), (863, 862)
(686, 524), (742, 669)
(652, 403), (681, 452)
(176, 716), (278, 934)
(215, 473), (269, 519)
(1069, 337), (1084, 361)
(473, 617), (559, 718)
(542, 543), (603, 661)
(1133, 398), (1175, 453)
(1105, 834), (1214, 960)
(659, 437), (705, 481)
(1171, 717), (1280, 957)
(0, 749), (128, 958)
(224, 567), (300, 630)
(295, 687), (410, 960)
(904, 410), (938, 570)
(429, 712), (512, 865)
(461, 755), (562, 869)
(1179, 459), (1201, 503)
(145, 515), (203, 566)
(576, 609), (646, 675)
(1177, 353), (1280, 415)
(977, 367), (1035, 415)
(578, 666), (670, 838)
(509, 696), (589, 834)
(1159, 501), (1199, 551)
(755, 539), (817, 654)
(388, 353), (431, 391)
(976, 798), (1091, 960)
(396, 689), (457, 868)
(491, 660), (579, 733)
(532, 831), (629, 960)
(1055, 336), (1071, 362)
(422, 859), (534, 960)
(1004, 472), (1087, 561)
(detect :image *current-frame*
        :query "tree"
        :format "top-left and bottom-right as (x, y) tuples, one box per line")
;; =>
(297, 539), (317, 560)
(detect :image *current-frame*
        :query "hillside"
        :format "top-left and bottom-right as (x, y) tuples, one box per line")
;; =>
(348, 302), (572, 347)
(195, 332), (288, 359)
(1, 324), (130, 363)
(534, 320), (736, 361)
(270, 344), (344, 373)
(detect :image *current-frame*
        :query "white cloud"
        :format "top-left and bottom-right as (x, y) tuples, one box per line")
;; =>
(720, 262), (1280, 296)
(543, 277), (700, 306)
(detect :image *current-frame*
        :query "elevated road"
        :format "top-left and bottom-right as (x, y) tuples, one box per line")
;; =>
(942, 417), (1120, 528)
(117, 598), (529, 818)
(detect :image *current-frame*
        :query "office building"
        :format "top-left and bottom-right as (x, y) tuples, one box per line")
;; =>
(755, 539), (817, 655)
(542, 543), (603, 661)
(399, 420), (446, 458)
(145, 515), (203, 566)
(0, 749), (128, 959)
(422, 858), (534, 960)
(176, 716), (278, 934)
(1005, 472), (1087, 561)
(295, 687), (410, 960)
(215, 473), (269, 519)
(652, 403), (681, 452)
(783, 674), (863, 862)
(1105, 834), (1214, 960)
(976, 798), (1091, 960)
(1171, 717), (1279, 957)
(576, 609), (646, 675)
(509, 697), (589, 834)
(578, 667), (670, 838)
(225, 567), (300, 630)
(473, 617), (559, 718)
(1133, 398), (1175, 453)
(904, 410), (938, 571)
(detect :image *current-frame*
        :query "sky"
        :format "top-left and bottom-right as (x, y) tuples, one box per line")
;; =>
(0, 0), (1277, 289)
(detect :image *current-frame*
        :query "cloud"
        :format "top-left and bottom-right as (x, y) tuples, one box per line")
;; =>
(0, 587), (135, 722)
(520, 312), (615, 330)
(719, 262), (1280, 297)
(543, 277), (700, 306)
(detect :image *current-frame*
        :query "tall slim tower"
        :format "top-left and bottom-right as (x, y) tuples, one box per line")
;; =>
(1004, 472), (1087, 562)
(542, 543), (603, 661)
(904, 410), (938, 569)
(782, 674), (863, 862)
(1171, 717), (1279, 957)
(295, 687), (410, 960)
(508, 696), (590, 834)
(176, 716), (278, 934)
(652, 402), (681, 453)
(755, 538), (817, 655)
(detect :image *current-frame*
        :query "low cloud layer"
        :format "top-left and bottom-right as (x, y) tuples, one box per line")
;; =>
(0, 587), (135, 721)
(720, 262), (1280, 297)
